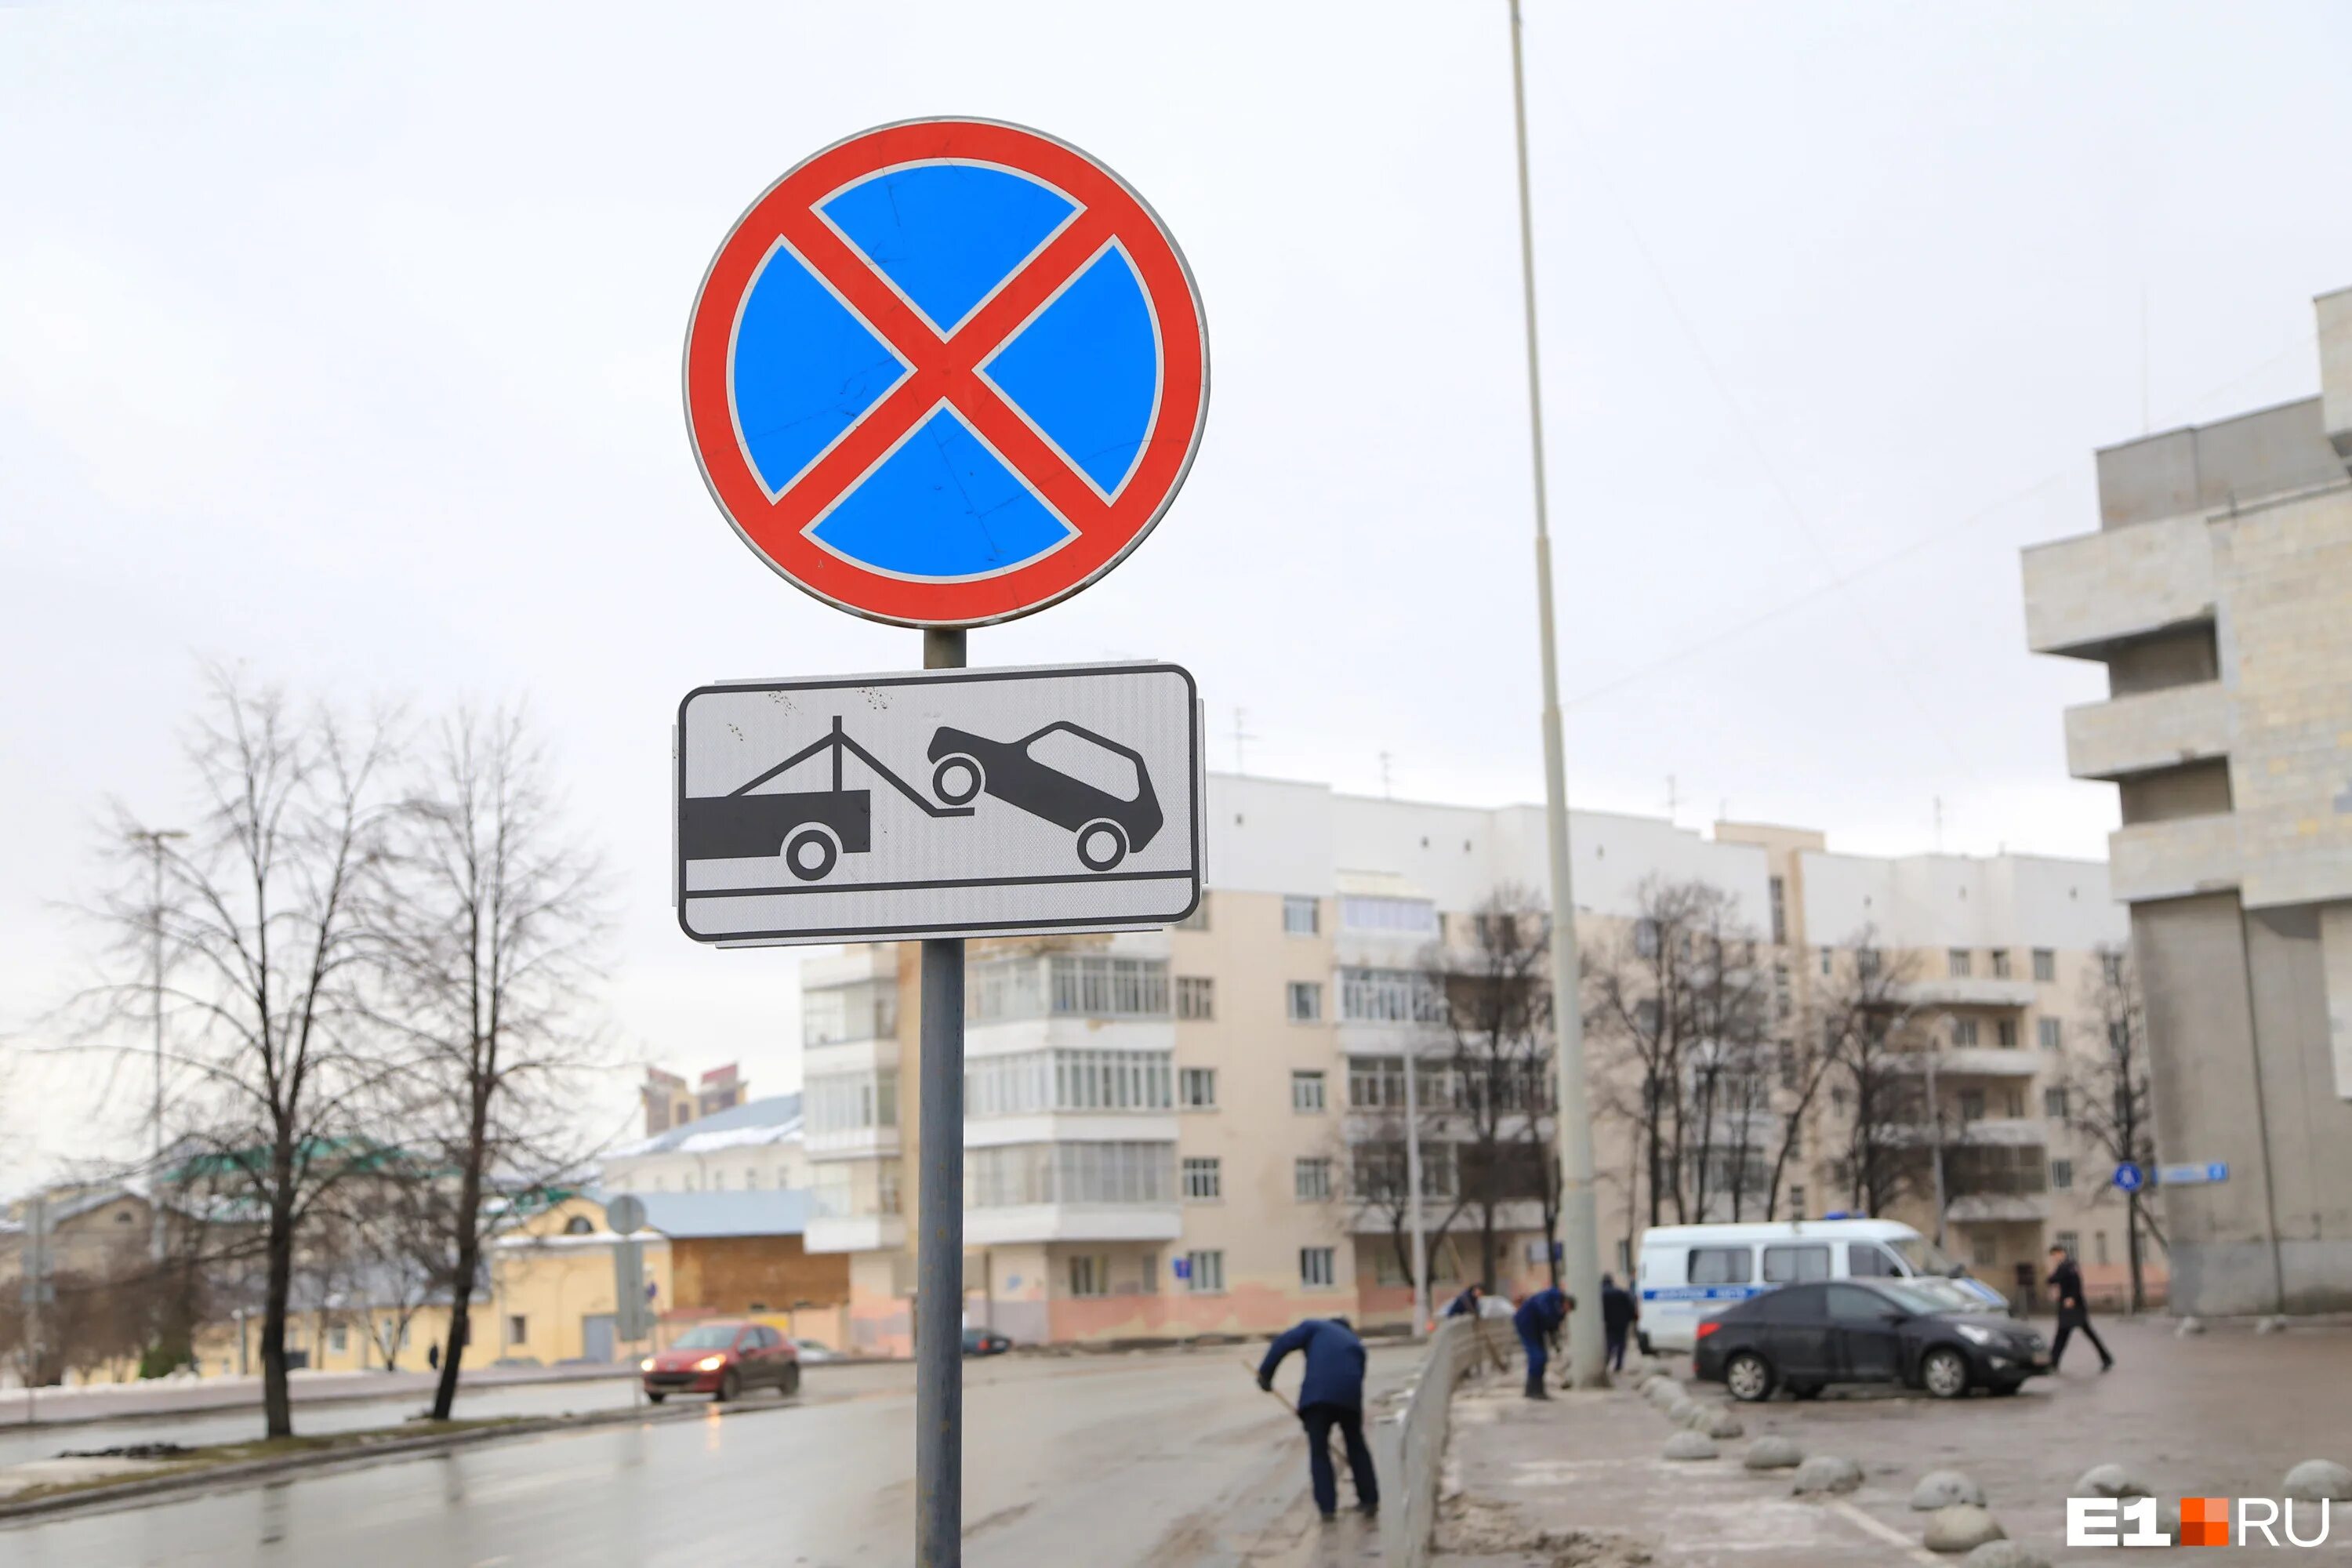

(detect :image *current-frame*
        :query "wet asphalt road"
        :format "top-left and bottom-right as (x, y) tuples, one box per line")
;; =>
(2, 1345), (1414, 1567)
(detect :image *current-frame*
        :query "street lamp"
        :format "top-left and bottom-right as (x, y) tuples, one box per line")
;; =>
(130, 826), (187, 1266)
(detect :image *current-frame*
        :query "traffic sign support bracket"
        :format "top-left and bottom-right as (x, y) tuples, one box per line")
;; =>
(916, 625), (966, 1568)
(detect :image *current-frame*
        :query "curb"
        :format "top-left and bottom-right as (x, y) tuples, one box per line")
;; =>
(0, 1366), (639, 1434)
(0, 1396), (790, 1526)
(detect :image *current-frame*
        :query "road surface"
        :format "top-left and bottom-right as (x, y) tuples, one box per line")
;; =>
(3, 1345), (1414, 1566)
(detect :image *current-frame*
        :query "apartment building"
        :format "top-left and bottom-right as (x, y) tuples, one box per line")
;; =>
(2019, 285), (2352, 1316)
(795, 777), (2134, 1353)
(638, 1062), (750, 1137)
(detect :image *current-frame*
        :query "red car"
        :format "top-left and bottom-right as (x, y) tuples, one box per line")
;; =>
(641, 1321), (800, 1403)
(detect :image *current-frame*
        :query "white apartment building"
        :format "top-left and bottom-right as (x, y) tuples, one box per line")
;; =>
(600, 1093), (808, 1196)
(797, 776), (2132, 1354)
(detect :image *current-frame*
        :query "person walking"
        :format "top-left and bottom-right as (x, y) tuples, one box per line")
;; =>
(1257, 1316), (1378, 1521)
(2045, 1243), (2114, 1373)
(1599, 1273), (1638, 1374)
(1513, 1284), (1572, 1399)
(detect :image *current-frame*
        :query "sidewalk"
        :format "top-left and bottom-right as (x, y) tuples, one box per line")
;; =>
(0, 1362), (630, 1429)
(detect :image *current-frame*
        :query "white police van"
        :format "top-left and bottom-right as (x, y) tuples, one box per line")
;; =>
(1636, 1218), (2005, 1352)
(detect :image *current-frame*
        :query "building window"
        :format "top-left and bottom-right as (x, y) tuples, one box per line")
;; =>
(1996, 1020), (2018, 1049)
(330, 1325), (347, 1352)
(1634, 919), (1661, 958)
(1338, 967), (1443, 1024)
(2103, 953), (2125, 985)
(808, 1069), (901, 1137)
(1178, 1067), (1218, 1109)
(1286, 982), (1323, 1023)
(1294, 1158), (1334, 1201)
(965, 1142), (1174, 1207)
(1176, 976), (1215, 1020)
(1971, 1235), (1998, 1269)
(565, 1214), (595, 1235)
(966, 1049), (1174, 1116)
(1182, 1157), (1222, 1201)
(1184, 1250), (1225, 1294)
(1176, 896), (1211, 932)
(1283, 896), (1320, 936)
(1820, 947), (1834, 976)
(2095, 1230), (2110, 1265)
(1291, 1070), (1327, 1112)
(2005, 1088), (2024, 1118)
(1788, 1183), (1807, 1219)
(1777, 1040), (1798, 1091)
(1340, 895), (1436, 935)
(1958, 1089), (1986, 1122)
(744, 1168), (761, 1189)
(2032, 949), (2056, 982)
(2038, 1018), (2063, 1051)
(1990, 949), (2012, 979)
(801, 978), (900, 1047)
(506, 1315), (528, 1345)
(2051, 1159), (2074, 1191)
(2054, 1229), (2080, 1258)
(1068, 1255), (1109, 1298)
(1300, 1247), (1337, 1290)
(2044, 1087), (2068, 1118)
(1947, 949), (1973, 978)
(1951, 1019), (1979, 1047)
(1768, 876), (1787, 945)
(712, 1169), (726, 1190)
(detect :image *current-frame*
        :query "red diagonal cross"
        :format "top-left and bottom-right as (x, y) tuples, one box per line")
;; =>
(766, 201), (1120, 539)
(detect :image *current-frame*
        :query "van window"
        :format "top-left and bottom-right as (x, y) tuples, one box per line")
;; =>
(1762, 1244), (1831, 1283)
(1687, 1247), (1752, 1286)
(1848, 1243), (1904, 1278)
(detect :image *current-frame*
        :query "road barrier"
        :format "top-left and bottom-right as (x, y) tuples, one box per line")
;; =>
(1383, 1317), (1483, 1567)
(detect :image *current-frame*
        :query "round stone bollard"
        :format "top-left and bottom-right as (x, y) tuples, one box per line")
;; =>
(1663, 1431), (1719, 1461)
(2283, 1460), (2352, 1503)
(1923, 1505), (2005, 1554)
(1703, 1409), (1745, 1440)
(1680, 1402), (1719, 1431)
(1911, 1470), (1987, 1511)
(1793, 1455), (1864, 1495)
(2074, 1464), (2151, 1500)
(1963, 1541), (2051, 1568)
(1745, 1435), (1804, 1471)
(2174, 1316), (2205, 1338)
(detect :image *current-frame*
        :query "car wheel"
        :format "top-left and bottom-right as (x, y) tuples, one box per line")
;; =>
(1076, 819), (1128, 872)
(1724, 1352), (1775, 1403)
(645, 1390), (666, 1404)
(931, 754), (983, 806)
(1921, 1347), (1970, 1399)
(1787, 1382), (1823, 1401)
(782, 826), (839, 883)
(782, 1363), (801, 1396)
(717, 1369), (742, 1403)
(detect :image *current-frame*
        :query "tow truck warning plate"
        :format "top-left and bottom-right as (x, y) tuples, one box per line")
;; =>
(675, 662), (1202, 946)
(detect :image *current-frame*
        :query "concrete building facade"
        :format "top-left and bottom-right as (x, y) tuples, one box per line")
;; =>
(795, 775), (2135, 1353)
(2020, 285), (2352, 1316)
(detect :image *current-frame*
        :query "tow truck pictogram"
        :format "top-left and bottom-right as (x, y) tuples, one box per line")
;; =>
(681, 717), (975, 882)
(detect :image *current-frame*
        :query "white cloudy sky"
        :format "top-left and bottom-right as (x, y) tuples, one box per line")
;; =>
(5, 2), (2349, 1185)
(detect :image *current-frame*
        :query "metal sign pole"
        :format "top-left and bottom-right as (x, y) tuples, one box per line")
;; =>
(916, 626), (967, 1566)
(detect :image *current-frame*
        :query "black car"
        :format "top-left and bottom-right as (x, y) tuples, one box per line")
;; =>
(927, 722), (1163, 871)
(1692, 1278), (2049, 1402)
(962, 1327), (1012, 1357)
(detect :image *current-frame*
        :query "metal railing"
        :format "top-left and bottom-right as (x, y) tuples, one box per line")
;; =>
(1383, 1316), (1479, 1567)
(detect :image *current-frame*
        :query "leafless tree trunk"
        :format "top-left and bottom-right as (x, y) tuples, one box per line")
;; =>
(81, 669), (402, 1437)
(2059, 944), (2161, 1312)
(376, 709), (608, 1422)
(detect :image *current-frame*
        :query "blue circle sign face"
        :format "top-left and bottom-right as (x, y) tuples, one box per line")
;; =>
(683, 119), (1210, 629)
(2112, 1162), (2145, 1192)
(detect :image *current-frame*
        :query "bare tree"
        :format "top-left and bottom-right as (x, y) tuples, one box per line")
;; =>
(1760, 1017), (1839, 1221)
(1340, 1091), (1467, 1303)
(1817, 935), (1931, 1218)
(375, 709), (608, 1421)
(1424, 890), (1553, 1290)
(1586, 879), (1772, 1226)
(2057, 944), (2161, 1312)
(82, 670), (402, 1437)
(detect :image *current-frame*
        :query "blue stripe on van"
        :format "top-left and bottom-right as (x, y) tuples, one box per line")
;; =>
(1641, 1285), (1766, 1303)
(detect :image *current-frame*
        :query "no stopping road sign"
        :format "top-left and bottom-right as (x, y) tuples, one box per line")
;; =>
(682, 119), (1210, 628)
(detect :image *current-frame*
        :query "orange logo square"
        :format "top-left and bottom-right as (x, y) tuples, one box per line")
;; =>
(2179, 1497), (2231, 1548)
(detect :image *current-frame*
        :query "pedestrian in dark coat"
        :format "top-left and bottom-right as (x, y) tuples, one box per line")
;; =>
(1513, 1286), (1572, 1399)
(1258, 1317), (1379, 1519)
(2045, 1244), (2114, 1372)
(1599, 1274), (1638, 1373)
(1443, 1283), (1483, 1319)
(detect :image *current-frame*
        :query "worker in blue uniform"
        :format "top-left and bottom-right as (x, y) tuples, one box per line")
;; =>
(1513, 1285), (1573, 1399)
(1258, 1316), (1379, 1520)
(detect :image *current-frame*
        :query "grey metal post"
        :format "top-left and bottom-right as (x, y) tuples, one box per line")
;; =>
(1508, 0), (1603, 1384)
(916, 625), (967, 1566)
(136, 827), (185, 1267)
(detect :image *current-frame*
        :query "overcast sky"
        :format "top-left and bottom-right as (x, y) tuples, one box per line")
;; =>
(5, 2), (2349, 1185)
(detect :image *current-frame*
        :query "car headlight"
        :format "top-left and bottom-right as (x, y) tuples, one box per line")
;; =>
(695, 1354), (727, 1372)
(1955, 1323), (1992, 1346)
(639, 1357), (655, 1373)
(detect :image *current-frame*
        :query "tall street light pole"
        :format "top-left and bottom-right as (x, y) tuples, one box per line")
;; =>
(132, 827), (187, 1265)
(1508, 0), (1603, 1385)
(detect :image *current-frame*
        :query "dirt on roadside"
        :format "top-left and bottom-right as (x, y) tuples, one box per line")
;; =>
(1435, 1493), (1657, 1566)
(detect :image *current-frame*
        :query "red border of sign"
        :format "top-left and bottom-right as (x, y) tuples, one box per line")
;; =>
(682, 118), (1210, 629)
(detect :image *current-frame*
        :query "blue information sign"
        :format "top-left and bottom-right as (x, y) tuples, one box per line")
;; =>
(2112, 1162), (2145, 1192)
